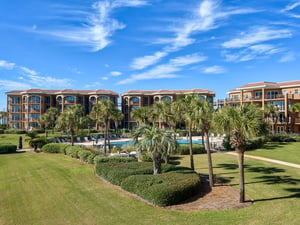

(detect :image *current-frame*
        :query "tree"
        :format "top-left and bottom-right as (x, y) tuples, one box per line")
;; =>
(195, 100), (215, 188)
(214, 104), (264, 203)
(291, 103), (300, 133)
(131, 106), (151, 126)
(133, 125), (177, 175)
(111, 108), (124, 136)
(264, 104), (279, 134)
(39, 107), (59, 137)
(152, 101), (172, 129)
(55, 105), (84, 146)
(172, 94), (200, 170)
(90, 100), (121, 153)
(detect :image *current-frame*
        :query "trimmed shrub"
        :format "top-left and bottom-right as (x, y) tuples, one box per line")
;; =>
(246, 138), (265, 150)
(0, 144), (17, 154)
(0, 129), (4, 134)
(266, 134), (297, 142)
(42, 143), (68, 154)
(121, 170), (201, 206)
(175, 144), (206, 155)
(78, 150), (92, 163)
(65, 145), (83, 158)
(4, 129), (27, 134)
(94, 155), (137, 164)
(29, 138), (50, 151)
(0, 124), (7, 129)
(141, 154), (152, 162)
(87, 153), (97, 164)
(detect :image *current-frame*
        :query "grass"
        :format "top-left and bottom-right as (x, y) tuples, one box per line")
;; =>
(245, 142), (300, 164)
(0, 151), (299, 225)
(0, 133), (29, 148)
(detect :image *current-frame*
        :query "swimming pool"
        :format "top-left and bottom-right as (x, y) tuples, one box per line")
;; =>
(110, 139), (203, 147)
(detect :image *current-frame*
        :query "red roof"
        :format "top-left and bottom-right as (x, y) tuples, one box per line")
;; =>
(5, 89), (118, 95)
(122, 88), (215, 96)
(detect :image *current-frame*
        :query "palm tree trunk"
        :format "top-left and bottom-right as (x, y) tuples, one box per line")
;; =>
(71, 129), (75, 146)
(204, 132), (214, 188)
(237, 149), (245, 203)
(188, 127), (194, 170)
(152, 152), (161, 175)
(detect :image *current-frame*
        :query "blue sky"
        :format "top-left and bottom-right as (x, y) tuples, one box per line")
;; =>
(1, 0), (300, 110)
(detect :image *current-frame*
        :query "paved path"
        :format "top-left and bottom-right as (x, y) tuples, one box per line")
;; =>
(224, 152), (300, 169)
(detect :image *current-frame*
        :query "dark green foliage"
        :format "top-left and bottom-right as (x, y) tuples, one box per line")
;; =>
(245, 138), (265, 150)
(0, 129), (4, 134)
(78, 150), (92, 162)
(0, 124), (7, 129)
(141, 154), (152, 162)
(266, 135), (297, 142)
(18, 136), (22, 149)
(87, 153), (97, 164)
(0, 144), (17, 154)
(121, 170), (200, 206)
(65, 145), (83, 158)
(93, 155), (137, 164)
(34, 129), (45, 134)
(4, 129), (27, 134)
(175, 144), (206, 155)
(222, 136), (234, 150)
(42, 143), (68, 154)
(29, 138), (49, 151)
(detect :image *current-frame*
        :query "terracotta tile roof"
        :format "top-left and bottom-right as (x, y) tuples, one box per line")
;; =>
(5, 89), (118, 95)
(278, 80), (300, 87)
(122, 88), (215, 96)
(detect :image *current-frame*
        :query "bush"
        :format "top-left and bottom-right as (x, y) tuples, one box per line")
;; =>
(0, 144), (17, 154)
(0, 129), (4, 134)
(141, 154), (152, 162)
(94, 155), (137, 164)
(42, 143), (68, 154)
(175, 144), (206, 155)
(0, 124), (7, 129)
(65, 145), (83, 158)
(246, 138), (265, 150)
(87, 153), (97, 164)
(4, 129), (27, 134)
(29, 138), (50, 151)
(266, 134), (297, 142)
(78, 150), (92, 163)
(121, 170), (201, 206)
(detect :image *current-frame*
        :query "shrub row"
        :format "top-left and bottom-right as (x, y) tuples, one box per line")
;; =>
(121, 170), (200, 206)
(0, 144), (17, 154)
(4, 129), (27, 134)
(42, 143), (68, 154)
(94, 155), (137, 164)
(222, 137), (265, 151)
(175, 144), (206, 155)
(265, 134), (297, 142)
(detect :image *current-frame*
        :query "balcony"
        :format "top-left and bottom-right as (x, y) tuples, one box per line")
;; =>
(225, 98), (240, 103)
(265, 94), (284, 100)
(295, 118), (300, 124)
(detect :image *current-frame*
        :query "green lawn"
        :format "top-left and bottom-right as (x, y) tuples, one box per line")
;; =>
(0, 152), (299, 225)
(0, 133), (29, 148)
(246, 142), (300, 164)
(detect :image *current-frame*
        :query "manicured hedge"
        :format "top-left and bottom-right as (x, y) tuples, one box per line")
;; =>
(42, 143), (68, 154)
(175, 144), (206, 155)
(4, 129), (27, 134)
(0, 144), (17, 154)
(121, 169), (200, 206)
(93, 155), (137, 164)
(78, 150), (92, 162)
(65, 145), (83, 158)
(266, 135), (297, 142)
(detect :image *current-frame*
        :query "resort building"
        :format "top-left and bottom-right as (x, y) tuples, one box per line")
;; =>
(121, 89), (215, 129)
(216, 80), (300, 133)
(5, 89), (118, 130)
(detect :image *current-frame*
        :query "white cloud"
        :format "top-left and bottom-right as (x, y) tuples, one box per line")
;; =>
(20, 66), (38, 76)
(282, 1), (300, 12)
(102, 76), (109, 80)
(119, 53), (206, 84)
(222, 26), (292, 49)
(130, 51), (168, 70)
(203, 65), (225, 74)
(110, 71), (122, 76)
(0, 80), (31, 90)
(0, 60), (15, 70)
(84, 81), (102, 88)
(279, 52), (296, 62)
(34, 0), (148, 51)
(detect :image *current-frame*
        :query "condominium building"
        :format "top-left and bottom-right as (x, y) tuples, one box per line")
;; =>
(5, 89), (118, 130)
(121, 89), (215, 129)
(216, 80), (300, 133)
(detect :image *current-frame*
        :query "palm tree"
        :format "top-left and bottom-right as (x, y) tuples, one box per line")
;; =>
(291, 103), (300, 133)
(264, 104), (279, 134)
(133, 125), (177, 175)
(55, 105), (84, 146)
(214, 104), (264, 203)
(195, 100), (215, 187)
(172, 94), (200, 170)
(131, 106), (151, 126)
(90, 100), (120, 153)
(111, 107), (124, 136)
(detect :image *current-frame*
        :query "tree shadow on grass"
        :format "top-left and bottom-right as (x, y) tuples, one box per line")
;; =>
(246, 166), (285, 174)
(169, 156), (183, 165)
(254, 188), (300, 202)
(259, 142), (288, 150)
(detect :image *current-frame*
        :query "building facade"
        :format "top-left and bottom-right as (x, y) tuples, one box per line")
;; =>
(216, 80), (300, 133)
(6, 89), (118, 130)
(121, 89), (215, 129)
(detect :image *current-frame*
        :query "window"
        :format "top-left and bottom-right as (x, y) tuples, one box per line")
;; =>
(268, 101), (284, 111)
(29, 105), (40, 112)
(12, 105), (20, 112)
(29, 96), (40, 103)
(12, 123), (20, 129)
(12, 114), (20, 121)
(244, 94), (249, 99)
(199, 95), (206, 100)
(143, 97), (149, 106)
(77, 96), (84, 104)
(232, 95), (239, 100)
(130, 97), (139, 104)
(255, 91), (262, 99)
(64, 96), (75, 104)
(282, 90), (288, 95)
(11, 97), (21, 104)
(90, 96), (97, 103)
(161, 96), (172, 102)
(206, 96), (213, 103)
(266, 90), (279, 99)
(100, 96), (109, 101)
(45, 96), (51, 104)
(295, 89), (299, 94)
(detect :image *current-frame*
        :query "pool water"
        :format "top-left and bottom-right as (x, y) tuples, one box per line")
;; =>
(110, 139), (203, 147)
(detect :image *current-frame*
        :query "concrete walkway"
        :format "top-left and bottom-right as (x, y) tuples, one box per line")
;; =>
(224, 152), (300, 169)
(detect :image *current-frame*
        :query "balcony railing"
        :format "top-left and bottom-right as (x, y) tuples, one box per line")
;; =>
(265, 94), (284, 100)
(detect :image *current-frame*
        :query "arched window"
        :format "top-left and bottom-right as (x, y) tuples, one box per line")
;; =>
(57, 96), (62, 103)
(161, 96), (172, 102)
(154, 97), (160, 102)
(64, 96), (75, 104)
(130, 97), (139, 104)
(90, 96), (97, 103)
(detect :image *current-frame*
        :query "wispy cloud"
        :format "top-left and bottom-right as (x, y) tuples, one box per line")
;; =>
(110, 71), (122, 76)
(119, 53), (206, 84)
(20, 66), (38, 76)
(222, 26), (292, 49)
(130, 0), (258, 70)
(223, 44), (284, 62)
(282, 1), (300, 12)
(279, 52), (296, 62)
(203, 65), (225, 74)
(84, 81), (102, 88)
(0, 80), (31, 90)
(34, 0), (149, 51)
(0, 60), (15, 70)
